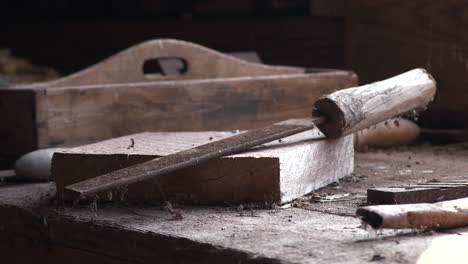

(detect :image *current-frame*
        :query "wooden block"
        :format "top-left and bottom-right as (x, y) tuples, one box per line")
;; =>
(368, 184), (468, 205)
(0, 39), (357, 157)
(53, 129), (354, 204)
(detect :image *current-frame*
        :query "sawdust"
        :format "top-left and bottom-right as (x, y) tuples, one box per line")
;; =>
(297, 143), (468, 218)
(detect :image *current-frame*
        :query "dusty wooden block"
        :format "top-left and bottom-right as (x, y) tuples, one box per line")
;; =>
(53, 129), (354, 204)
(368, 184), (468, 205)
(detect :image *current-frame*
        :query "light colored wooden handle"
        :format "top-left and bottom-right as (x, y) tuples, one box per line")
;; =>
(16, 39), (303, 89)
(313, 68), (436, 138)
(357, 197), (468, 229)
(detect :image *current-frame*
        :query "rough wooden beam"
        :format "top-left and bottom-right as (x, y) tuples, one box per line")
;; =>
(368, 184), (468, 205)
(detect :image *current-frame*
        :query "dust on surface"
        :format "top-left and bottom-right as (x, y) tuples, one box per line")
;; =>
(293, 142), (468, 216)
(4, 142), (468, 263)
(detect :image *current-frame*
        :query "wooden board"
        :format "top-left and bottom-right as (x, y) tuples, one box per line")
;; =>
(53, 130), (354, 204)
(367, 185), (468, 205)
(0, 39), (357, 157)
(346, 0), (468, 129)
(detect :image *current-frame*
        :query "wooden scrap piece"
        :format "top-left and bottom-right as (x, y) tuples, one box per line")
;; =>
(368, 182), (468, 205)
(53, 129), (354, 204)
(357, 197), (468, 229)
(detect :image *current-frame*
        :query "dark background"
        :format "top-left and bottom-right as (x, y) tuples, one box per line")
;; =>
(1, 0), (342, 74)
(2, 0), (468, 129)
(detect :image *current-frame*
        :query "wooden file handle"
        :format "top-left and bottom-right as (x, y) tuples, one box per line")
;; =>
(313, 68), (436, 138)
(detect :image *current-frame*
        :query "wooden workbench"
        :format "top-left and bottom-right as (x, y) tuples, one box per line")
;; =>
(2, 143), (468, 263)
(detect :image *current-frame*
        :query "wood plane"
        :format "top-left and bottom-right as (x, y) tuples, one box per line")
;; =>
(0, 39), (357, 158)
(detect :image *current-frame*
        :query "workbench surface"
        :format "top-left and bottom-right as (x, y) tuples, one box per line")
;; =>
(2, 143), (468, 263)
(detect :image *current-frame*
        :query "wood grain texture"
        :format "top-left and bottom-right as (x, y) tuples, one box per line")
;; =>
(53, 130), (354, 204)
(1, 67), (357, 157)
(367, 185), (468, 205)
(313, 69), (435, 138)
(357, 197), (468, 229)
(35, 72), (356, 149)
(0, 193), (278, 264)
(346, 0), (468, 129)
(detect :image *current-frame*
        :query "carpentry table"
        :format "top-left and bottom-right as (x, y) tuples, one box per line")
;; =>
(2, 143), (468, 264)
